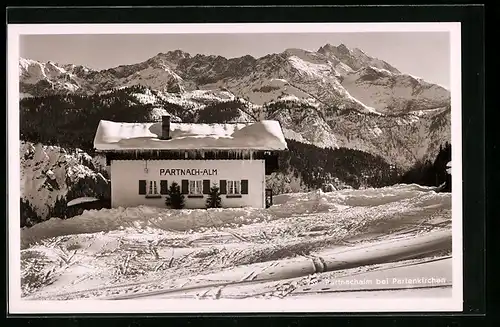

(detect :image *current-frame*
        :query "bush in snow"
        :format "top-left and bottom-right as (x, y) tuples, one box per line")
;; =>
(165, 182), (185, 209)
(205, 184), (222, 209)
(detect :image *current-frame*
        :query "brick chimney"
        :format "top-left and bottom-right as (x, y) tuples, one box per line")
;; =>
(160, 115), (171, 140)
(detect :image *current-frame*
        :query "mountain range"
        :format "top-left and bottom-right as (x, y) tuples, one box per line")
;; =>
(19, 43), (451, 170)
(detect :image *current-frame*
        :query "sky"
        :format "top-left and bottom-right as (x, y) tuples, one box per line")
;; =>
(20, 32), (450, 88)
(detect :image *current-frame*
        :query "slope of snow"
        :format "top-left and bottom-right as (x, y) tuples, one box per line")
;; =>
(285, 47), (354, 76)
(180, 89), (236, 103)
(282, 55), (382, 115)
(19, 58), (49, 84)
(328, 107), (450, 168)
(132, 88), (240, 115)
(19, 58), (92, 94)
(93, 120), (288, 151)
(342, 67), (450, 113)
(101, 232), (450, 301)
(318, 44), (401, 74)
(118, 65), (187, 93)
(216, 77), (318, 107)
(20, 184), (451, 300)
(282, 128), (313, 145)
(288, 55), (337, 79)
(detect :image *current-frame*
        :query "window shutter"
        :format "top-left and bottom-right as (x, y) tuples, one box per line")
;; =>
(160, 180), (168, 195)
(181, 179), (189, 194)
(241, 180), (249, 194)
(139, 180), (147, 195)
(203, 180), (210, 194)
(219, 180), (227, 194)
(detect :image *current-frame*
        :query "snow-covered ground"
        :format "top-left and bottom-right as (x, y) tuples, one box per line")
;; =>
(20, 184), (452, 300)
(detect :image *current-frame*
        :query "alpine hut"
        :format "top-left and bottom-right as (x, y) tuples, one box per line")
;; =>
(93, 116), (288, 209)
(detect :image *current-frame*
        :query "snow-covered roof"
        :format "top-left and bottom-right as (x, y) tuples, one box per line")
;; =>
(93, 120), (288, 151)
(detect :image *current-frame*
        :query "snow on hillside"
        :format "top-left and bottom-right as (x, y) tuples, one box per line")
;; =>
(282, 128), (313, 145)
(19, 58), (55, 84)
(119, 65), (187, 93)
(285, 47), (354, 77)
(20, 141), (108, 219)
(275, 95), (321, 108)
(18, 43), (451, 169)
(130, 88), (159, 105)
(328, 106), (450, 168)
(288, 55), (338, 79)
(342, 66), (450, 113)
(132, 87), (240, 111)
(19, 58), (92, 94)
(279, 55), (382, 115)
(215, 77), (318, 107)
(318, 43), (401, 74)
(20, 184), (451, 300)
(179, 89), (236, 103)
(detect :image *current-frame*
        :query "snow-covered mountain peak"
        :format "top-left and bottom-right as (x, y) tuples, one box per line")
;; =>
(150, 50), (191, 67)
(336, 43), (351, 54)
(317, 43), (336, 52)
(317, 43), (351, 56)
(352, 47), (367, 57)
(317, 43), (401, 75)
(165, 49), (191, 58)
(19, 57), (37, 68)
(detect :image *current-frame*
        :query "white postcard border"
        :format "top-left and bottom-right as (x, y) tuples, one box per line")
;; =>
(7, 22), (463, 314)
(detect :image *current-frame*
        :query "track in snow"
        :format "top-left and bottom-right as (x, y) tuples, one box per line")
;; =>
(104, 230), (451, 300)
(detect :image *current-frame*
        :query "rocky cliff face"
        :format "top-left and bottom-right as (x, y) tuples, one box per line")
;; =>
(20, 141), (109, 222)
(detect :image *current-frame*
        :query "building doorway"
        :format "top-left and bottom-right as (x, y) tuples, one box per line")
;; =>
(265, 188), (273, 208)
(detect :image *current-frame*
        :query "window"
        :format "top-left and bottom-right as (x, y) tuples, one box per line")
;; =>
(139, 179), (167, 197)
(147, 180), (160, 196)
(227, 180), (241, 195)
(189, 180), (203, 195)
(219, 179), (247, 198)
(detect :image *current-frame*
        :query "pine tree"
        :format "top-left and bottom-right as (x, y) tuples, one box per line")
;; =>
(165, 182), (185, 209)
(205, 184), (222, 208)
(49, 196), (68, 219)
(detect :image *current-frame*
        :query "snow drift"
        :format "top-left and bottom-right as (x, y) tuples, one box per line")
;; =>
(20, 183), (452, 300)
(21, 184), (450, 249)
